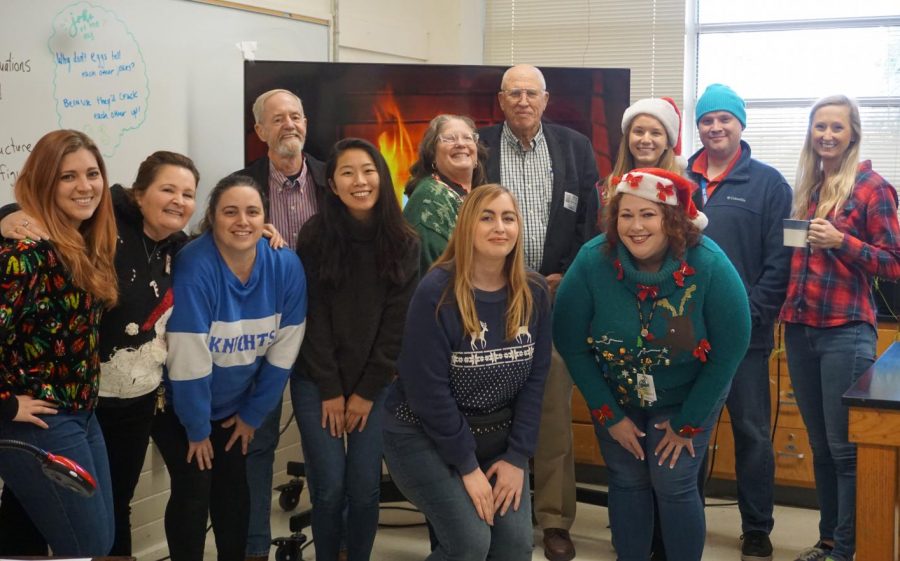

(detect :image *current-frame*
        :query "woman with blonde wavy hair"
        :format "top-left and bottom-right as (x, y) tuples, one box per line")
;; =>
(0, 129), (118, 556)
(384, 184), (552, 561)
(781, 95), (900, 561)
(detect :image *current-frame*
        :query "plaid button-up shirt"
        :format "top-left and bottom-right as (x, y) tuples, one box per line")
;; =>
(781, 161), (900, 328)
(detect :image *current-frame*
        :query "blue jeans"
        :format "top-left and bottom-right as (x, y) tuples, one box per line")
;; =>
(724, 347), (775, 534)
(291, 376), (387, 561)
(784, 321), (876, 561)
(245, 397), (283, 556)
(0, 410), (114, 556)
(595, 401), (722, 561)
(383, 427), (533, 561)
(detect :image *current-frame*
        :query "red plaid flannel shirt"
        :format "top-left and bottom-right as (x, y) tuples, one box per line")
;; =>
(781, 162), (900, 328)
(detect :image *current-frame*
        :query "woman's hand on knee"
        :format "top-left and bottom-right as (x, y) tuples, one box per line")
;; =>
(186, 438), (214, 470)
(653, 419), (695, 468)
(222, 414), (255, 455)
(608, 417), (646, 461)
(461, 467), (495, 526)
(485, 460), (524, 516)
(321, 395), (346, 437)
(344, 393), (373, 433)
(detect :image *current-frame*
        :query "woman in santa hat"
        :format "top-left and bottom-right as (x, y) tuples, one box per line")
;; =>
(555, 169), (750, 560)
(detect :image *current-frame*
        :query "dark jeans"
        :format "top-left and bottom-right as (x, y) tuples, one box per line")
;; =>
(724, 347), (776, 533)
(0, 485), (47, 555)
(0, 410), (114, 556)
(383, 427), (533, 561)
(152, 408), (250, 561)
(784, 321), (876, 561)
(96, 391), (158, 556)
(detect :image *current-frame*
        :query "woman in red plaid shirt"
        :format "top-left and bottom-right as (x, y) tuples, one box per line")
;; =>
(781, 95), (900, 561)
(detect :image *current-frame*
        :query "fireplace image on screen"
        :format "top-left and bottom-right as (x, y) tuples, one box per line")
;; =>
(243, 61), (630, 199)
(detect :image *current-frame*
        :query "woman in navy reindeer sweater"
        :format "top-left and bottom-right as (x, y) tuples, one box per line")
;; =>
(384, 184), (552, 561)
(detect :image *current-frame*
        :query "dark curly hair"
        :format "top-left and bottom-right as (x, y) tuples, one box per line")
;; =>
(604, 192), (701, 261)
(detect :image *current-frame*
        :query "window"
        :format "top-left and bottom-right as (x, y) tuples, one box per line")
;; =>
(692, 2), (900, 187)
(484, 0), (686, 105)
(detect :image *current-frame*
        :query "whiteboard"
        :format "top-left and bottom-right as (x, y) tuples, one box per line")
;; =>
(0, 0), (328, 214)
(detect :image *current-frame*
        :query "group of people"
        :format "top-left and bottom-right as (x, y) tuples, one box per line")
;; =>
(0, 62), (895, 561)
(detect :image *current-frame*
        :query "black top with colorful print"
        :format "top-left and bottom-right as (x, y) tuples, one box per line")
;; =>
(0, 239), (104, 414)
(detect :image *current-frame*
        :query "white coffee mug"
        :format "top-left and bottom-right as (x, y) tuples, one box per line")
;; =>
(783, 219), (810, 248)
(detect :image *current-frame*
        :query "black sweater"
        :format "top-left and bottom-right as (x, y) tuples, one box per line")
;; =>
(293, 215), (419, 400)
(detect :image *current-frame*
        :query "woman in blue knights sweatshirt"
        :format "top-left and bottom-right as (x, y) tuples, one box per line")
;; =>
(157, 174), (307, 561)
(384, 184), (552, 561)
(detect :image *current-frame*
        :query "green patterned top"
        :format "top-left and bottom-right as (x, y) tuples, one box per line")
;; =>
(0, 239), (104, 412)
(403, 175), (464, 273)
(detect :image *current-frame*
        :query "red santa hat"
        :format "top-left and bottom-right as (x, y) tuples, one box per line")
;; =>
(613, 168), (708, 230)
(621, 97), (686, 168)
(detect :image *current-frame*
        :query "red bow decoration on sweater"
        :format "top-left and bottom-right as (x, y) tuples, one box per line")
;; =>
(591, 405), (615, 426)
(614, 259), (623, 280)
(693, 339), (711, 363)
(636, 284), (658, 301)
(677, 425), (704, 438)
(656, 181), (674, 202)
(672, 261), (696, 287)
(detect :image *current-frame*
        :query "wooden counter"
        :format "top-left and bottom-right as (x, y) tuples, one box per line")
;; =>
(843, 341), (900, 561)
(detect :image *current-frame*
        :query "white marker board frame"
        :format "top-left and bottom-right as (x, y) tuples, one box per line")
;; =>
(0, 0), (328, 222)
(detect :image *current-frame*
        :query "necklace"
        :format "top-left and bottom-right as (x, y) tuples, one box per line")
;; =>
(636, 297), (658, 348)
(141, 236), (160, 264)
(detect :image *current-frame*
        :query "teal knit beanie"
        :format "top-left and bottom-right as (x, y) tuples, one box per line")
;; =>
(695, 83), (746, 128)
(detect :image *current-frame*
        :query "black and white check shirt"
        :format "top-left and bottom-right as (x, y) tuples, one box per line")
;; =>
(499, 122), (553, 271)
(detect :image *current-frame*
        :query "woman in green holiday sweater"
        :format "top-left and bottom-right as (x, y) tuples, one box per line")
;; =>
(403, 114), (488, 273)
(554, 168), (750, 561)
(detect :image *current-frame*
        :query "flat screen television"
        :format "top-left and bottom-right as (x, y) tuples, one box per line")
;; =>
(243, 61), (630, 198)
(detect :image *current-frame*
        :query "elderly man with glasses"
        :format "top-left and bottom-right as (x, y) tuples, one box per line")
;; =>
(479, 64), (599, 561)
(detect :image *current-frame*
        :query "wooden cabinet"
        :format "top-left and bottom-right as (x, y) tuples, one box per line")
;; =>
(571, 323), (900, 489)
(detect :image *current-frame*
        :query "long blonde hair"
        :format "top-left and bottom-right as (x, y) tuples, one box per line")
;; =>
(793, 95), (862, 220)
(14, 130), (118, 306)
(433, 184), (539, 340)
(603, 114), (683, 220)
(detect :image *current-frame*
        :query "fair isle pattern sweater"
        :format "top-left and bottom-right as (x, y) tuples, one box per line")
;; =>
(385, 267), (552, 475)
(165, 233), (307, 442)
(553, 235), (751, 434)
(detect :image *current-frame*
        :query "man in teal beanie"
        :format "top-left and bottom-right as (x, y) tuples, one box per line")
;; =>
(695, 83), (747, 128)
(687, 84), (793, 561)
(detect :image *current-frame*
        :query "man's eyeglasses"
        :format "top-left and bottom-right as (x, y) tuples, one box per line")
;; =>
(437, 133), (479, 145)
(501, 88), (545, 101)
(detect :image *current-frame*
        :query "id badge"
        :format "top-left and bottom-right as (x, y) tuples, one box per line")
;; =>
(637, 373), (657, 405)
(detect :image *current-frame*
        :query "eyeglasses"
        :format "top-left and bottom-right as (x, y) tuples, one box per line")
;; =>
(501, 88), (545, 101)
(437, 133), (479, 145)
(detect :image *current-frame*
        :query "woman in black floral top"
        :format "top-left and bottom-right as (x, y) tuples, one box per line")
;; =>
(0, 130), (119, 556)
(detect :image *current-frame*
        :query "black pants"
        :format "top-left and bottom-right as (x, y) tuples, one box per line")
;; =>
(152, 408), (249, 561)
(96, 392), (158, 556)
(0, 485), (47, 555)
